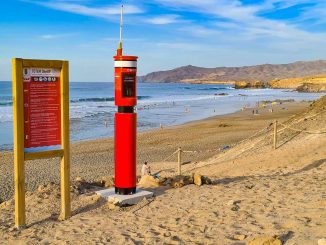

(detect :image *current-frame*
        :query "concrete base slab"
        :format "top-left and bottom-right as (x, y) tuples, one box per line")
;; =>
(96, 188), (153, 205)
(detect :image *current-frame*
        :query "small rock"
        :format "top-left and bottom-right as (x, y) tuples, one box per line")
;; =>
(162, 178), (172, 186)
(234, 234), (246, 240)
(202, 176), (212, 185)
(138, 175), (160, 188)
(245, 184), (255, 189)
(228, 200), (241, 211)
(173, 181), (185, 188)
(231, 205), (240, 211)
(247, 235), (282, 245)
(194, 173), (202, 186)
(228, 200), (238, 205)
(318, 238), (326, 245)
(171, 175), (193, 188)
(184, 175), (194, 185)
(101, 176), (115, 188)
(164, 231), (171, 237)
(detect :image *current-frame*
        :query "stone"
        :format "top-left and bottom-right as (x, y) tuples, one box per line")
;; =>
(159, 174), (211, 188)
(234, 234), (246, 240)
(247, 235), (282, 245)
(245, 183), (255, 189)
(101, 176), (115, 188)
(194, 173), (202, 186)
(231, 205), (240, 211)
(202, 176), (212, 185)
(228, 200), (241, 206)
(173, 181), (185, 188)
(184, 175), (194, 185)
(164, 232), (171, 237)
(161, 177), (172, 186)
(171, 175), (193, 188)
(138, 175), (160, 188)
(318, 238), (326, 245)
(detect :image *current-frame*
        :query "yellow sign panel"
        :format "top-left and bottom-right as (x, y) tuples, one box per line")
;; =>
(12, 58), (71, 228)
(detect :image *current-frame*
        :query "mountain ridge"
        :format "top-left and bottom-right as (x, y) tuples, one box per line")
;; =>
(139, 60), (326, 84)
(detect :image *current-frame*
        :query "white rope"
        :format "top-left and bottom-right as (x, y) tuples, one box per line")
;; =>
(278, 122), (326, 134)
(161, 149), (179, 162)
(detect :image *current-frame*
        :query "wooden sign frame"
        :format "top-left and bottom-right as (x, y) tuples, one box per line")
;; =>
(12, 58), (71, 228)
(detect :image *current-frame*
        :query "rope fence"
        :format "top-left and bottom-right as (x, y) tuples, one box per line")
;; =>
(277, 122), (326, 134)
(154, 110), (326, 174)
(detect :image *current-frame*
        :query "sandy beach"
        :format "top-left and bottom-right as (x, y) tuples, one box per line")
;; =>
(0, 98), (325, 244)
(0, 101), (309, 202)
(2, 1), (326, 244)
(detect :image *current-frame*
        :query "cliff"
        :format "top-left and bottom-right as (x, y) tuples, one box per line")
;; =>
(234, 81), (267, 89)
(269, 75), (326, 92)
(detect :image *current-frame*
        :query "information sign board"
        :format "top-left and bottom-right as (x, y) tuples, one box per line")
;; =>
(23, 68), (61, 149)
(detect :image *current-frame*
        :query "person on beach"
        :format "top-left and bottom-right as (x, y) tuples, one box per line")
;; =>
(141, 162), (151, 176)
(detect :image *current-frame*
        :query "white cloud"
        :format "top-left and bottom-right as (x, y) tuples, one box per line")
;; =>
(299, 2), (326, 24)
(152, 0), (325, 42)
(40, 33), (76, 39)
(144, 15), (182, 25)
(179, 25), (221, 37)
(41, 34), (58, 39)
(25, 0), (143, 19)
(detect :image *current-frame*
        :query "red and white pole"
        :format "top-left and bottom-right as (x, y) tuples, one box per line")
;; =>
(114, 53), (138, 195)
(113, 6), (138, 194)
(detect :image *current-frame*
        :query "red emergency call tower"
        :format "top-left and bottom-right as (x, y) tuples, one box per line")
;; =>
(114, 5), (138, 195)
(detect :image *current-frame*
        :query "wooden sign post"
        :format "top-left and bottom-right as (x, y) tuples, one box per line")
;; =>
(12, 58), (71, 228)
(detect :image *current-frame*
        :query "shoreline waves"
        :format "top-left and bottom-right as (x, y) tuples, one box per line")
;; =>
(0, 81), (325, 150)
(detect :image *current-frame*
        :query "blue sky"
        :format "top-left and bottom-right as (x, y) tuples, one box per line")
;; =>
(1, 0), (326, 82)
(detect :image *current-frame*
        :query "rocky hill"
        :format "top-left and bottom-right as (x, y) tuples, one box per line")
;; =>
(139, 60), (326, 84)
(269, 74), (326, 92)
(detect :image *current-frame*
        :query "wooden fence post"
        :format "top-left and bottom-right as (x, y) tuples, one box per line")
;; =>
(177, 147), (182, 175)
(59, 61), (71, 220)
(273, 120), (278, 150)
(12, 58), (26, 228)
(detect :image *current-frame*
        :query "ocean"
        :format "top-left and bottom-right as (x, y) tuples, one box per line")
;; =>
(0, 81), (324, 150)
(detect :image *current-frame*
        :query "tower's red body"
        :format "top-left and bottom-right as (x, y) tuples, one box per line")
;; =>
(114, 50), (138, 195)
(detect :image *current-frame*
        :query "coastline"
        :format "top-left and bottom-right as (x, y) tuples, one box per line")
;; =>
(0, 100), (310, 202)
(1, 82), (324, 149)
